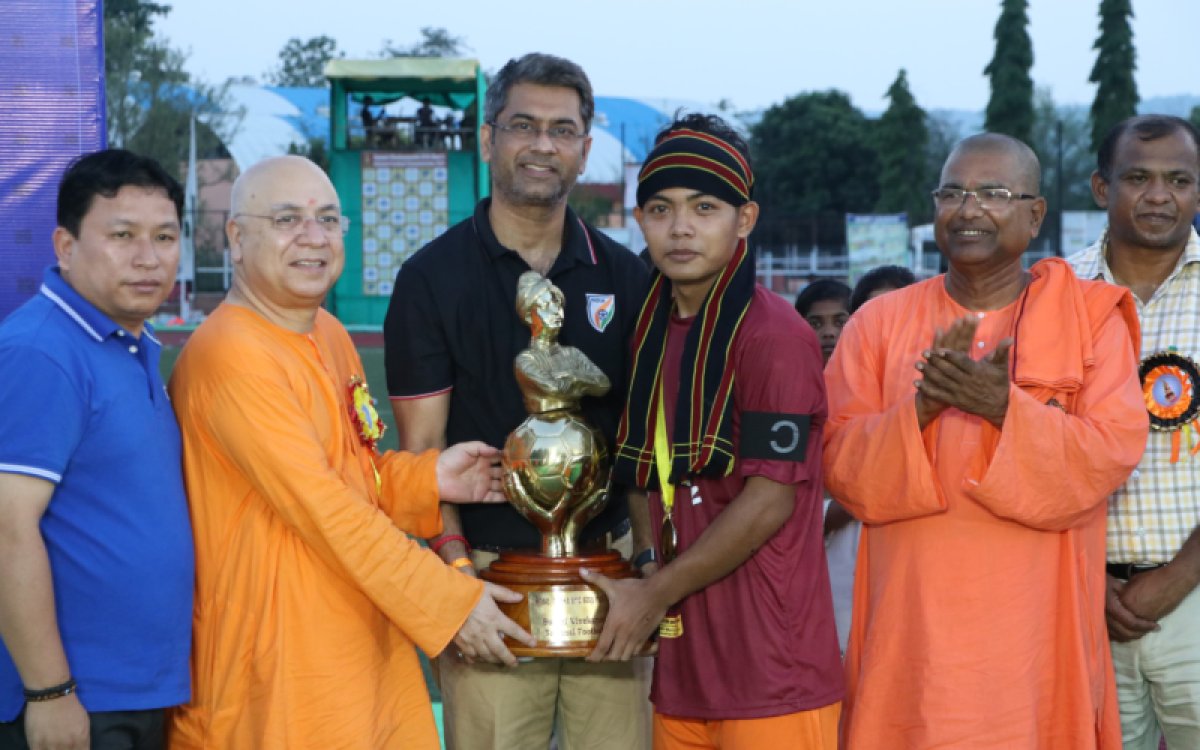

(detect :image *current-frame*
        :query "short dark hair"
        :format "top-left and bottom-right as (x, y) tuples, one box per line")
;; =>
(794, 279), (851, 318)
(850, 265), (917, 313)
(57, 149), (184, 237)
(484, 53), (594, 131)
(1096, 115), (1200, 181)
(653, 111), (753, 175)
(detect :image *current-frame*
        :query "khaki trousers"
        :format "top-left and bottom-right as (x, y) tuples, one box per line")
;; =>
(441, 535), (652, 750)
(1110, 582), (1200, 750)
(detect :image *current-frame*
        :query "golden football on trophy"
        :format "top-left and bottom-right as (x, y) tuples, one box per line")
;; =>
(480, 272), (640, 657)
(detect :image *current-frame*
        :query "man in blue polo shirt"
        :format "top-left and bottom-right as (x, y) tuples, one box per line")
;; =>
(0, 150), (194, 750)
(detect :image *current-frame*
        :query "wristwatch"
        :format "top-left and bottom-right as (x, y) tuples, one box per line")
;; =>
(633, 547), (657, 570)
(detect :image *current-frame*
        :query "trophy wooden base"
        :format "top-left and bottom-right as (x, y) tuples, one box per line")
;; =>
(480, 550), (652, 658)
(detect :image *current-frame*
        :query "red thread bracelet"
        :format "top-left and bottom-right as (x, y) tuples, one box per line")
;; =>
(429, 534), (468, 555)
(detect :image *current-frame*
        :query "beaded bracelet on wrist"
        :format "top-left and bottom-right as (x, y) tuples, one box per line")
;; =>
(24, 678), (77, 703)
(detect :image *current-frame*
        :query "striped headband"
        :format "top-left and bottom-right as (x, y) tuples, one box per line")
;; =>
(636, 128), (754, 208)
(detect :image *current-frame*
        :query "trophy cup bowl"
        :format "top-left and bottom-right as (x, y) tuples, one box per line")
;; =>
(503, 410), (607, 555)
(481, 410), (639, 657)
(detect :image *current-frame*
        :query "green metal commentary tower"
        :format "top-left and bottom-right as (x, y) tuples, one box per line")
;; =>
(325, 57), (488, 326)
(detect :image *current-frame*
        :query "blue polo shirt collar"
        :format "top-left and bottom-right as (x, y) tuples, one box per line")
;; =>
(39, 266), (157, 344)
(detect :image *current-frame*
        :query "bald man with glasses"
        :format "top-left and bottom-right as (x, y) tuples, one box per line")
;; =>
(823, 134), (1147, 748)
(167, 155), (534, 750)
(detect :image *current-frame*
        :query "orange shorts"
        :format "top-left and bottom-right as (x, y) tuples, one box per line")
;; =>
(652, 701), (841, 750)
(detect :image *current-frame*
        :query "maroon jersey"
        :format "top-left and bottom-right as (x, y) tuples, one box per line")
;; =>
(649, 285), (844, 719)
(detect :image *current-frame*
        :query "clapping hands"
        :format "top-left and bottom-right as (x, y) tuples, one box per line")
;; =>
(914, 315), (1012, 429)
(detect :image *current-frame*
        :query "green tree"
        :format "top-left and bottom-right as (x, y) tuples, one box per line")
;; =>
(750, 90), (879, 247)
(265, 35), (343, 87)
(104, 0), (174, 148)
(568, 188), (616, 227)
(1088, 0), (1138, 153)
(984, 0), (1035, 144)
(1190, 105), (1200, 133)
(874, 69), (930, 224)
(924, 112), (961, 191)
(287, 137), (330, 174)
(104, 0), (234, 177)
(1031, 90), (1094, 211)
(751, 90), (879, 216)
(1029, 89), (1096, 254)
(379, 27), (468, 58)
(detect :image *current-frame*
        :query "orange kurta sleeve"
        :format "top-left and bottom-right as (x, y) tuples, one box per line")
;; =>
(966, 308), (1148, 531)
(202, 371), (482, 656)
(375, 448), (445, 539)
(823, 313), (948, 524)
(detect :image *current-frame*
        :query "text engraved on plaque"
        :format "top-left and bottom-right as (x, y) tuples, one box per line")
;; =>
(528, 586), (607, 645)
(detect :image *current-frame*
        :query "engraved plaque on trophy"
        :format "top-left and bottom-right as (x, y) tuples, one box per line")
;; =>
(480, 272), (641, 657)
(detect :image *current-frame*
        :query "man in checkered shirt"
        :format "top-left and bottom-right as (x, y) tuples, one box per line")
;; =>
(1068, 114), (1200, 750)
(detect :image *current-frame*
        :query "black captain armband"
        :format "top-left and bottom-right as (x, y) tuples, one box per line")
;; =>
(739, 412), (811, 462)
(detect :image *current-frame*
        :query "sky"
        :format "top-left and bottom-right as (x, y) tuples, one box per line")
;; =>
(158, 0), (1198, 115)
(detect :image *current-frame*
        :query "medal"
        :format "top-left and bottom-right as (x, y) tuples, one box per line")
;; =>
(654, 377), (683, 564)
(658, 613), (683, 639)
(659, 512), (678, 564)
(1140, 349), (1200, 462)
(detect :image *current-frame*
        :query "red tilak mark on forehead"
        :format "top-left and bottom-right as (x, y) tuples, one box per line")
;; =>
(308, 198), (317, 206)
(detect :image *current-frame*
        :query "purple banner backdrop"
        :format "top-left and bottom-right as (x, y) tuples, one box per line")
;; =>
(0, 0), (105, 320)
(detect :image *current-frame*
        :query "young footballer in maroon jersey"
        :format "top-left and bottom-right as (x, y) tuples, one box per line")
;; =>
(581, 114), (843, 750)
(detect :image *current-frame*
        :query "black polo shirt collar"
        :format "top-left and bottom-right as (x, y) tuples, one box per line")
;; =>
(471, 198), (598, 273)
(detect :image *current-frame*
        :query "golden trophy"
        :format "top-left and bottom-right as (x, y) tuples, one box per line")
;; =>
(480, 272), (639, 657)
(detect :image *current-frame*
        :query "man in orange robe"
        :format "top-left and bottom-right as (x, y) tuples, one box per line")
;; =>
(823, 134), (1148, 749)
(168, 156), (534, 749)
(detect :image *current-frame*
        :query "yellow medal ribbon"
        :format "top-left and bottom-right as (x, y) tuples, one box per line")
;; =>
(654, 376), (680, 564)
(653, 377), (684, 639)
(654, 376), (675, 519)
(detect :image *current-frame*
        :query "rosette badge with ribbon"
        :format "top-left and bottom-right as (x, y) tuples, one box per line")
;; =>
(348, 375), (386, 452)
(1140, 348), (1200, 462)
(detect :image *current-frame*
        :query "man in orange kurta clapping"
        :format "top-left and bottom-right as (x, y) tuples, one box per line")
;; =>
(167, 155), (534, 749)
(824, 134), (1148, 749)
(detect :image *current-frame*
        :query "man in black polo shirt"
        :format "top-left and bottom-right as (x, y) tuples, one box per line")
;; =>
(384, 52), (652, 750)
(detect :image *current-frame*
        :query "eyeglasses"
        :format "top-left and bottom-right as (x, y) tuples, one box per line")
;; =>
(488, 120), (587, 145)
(236, 212), (351, 236)
(931, 187), (1038, 211)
